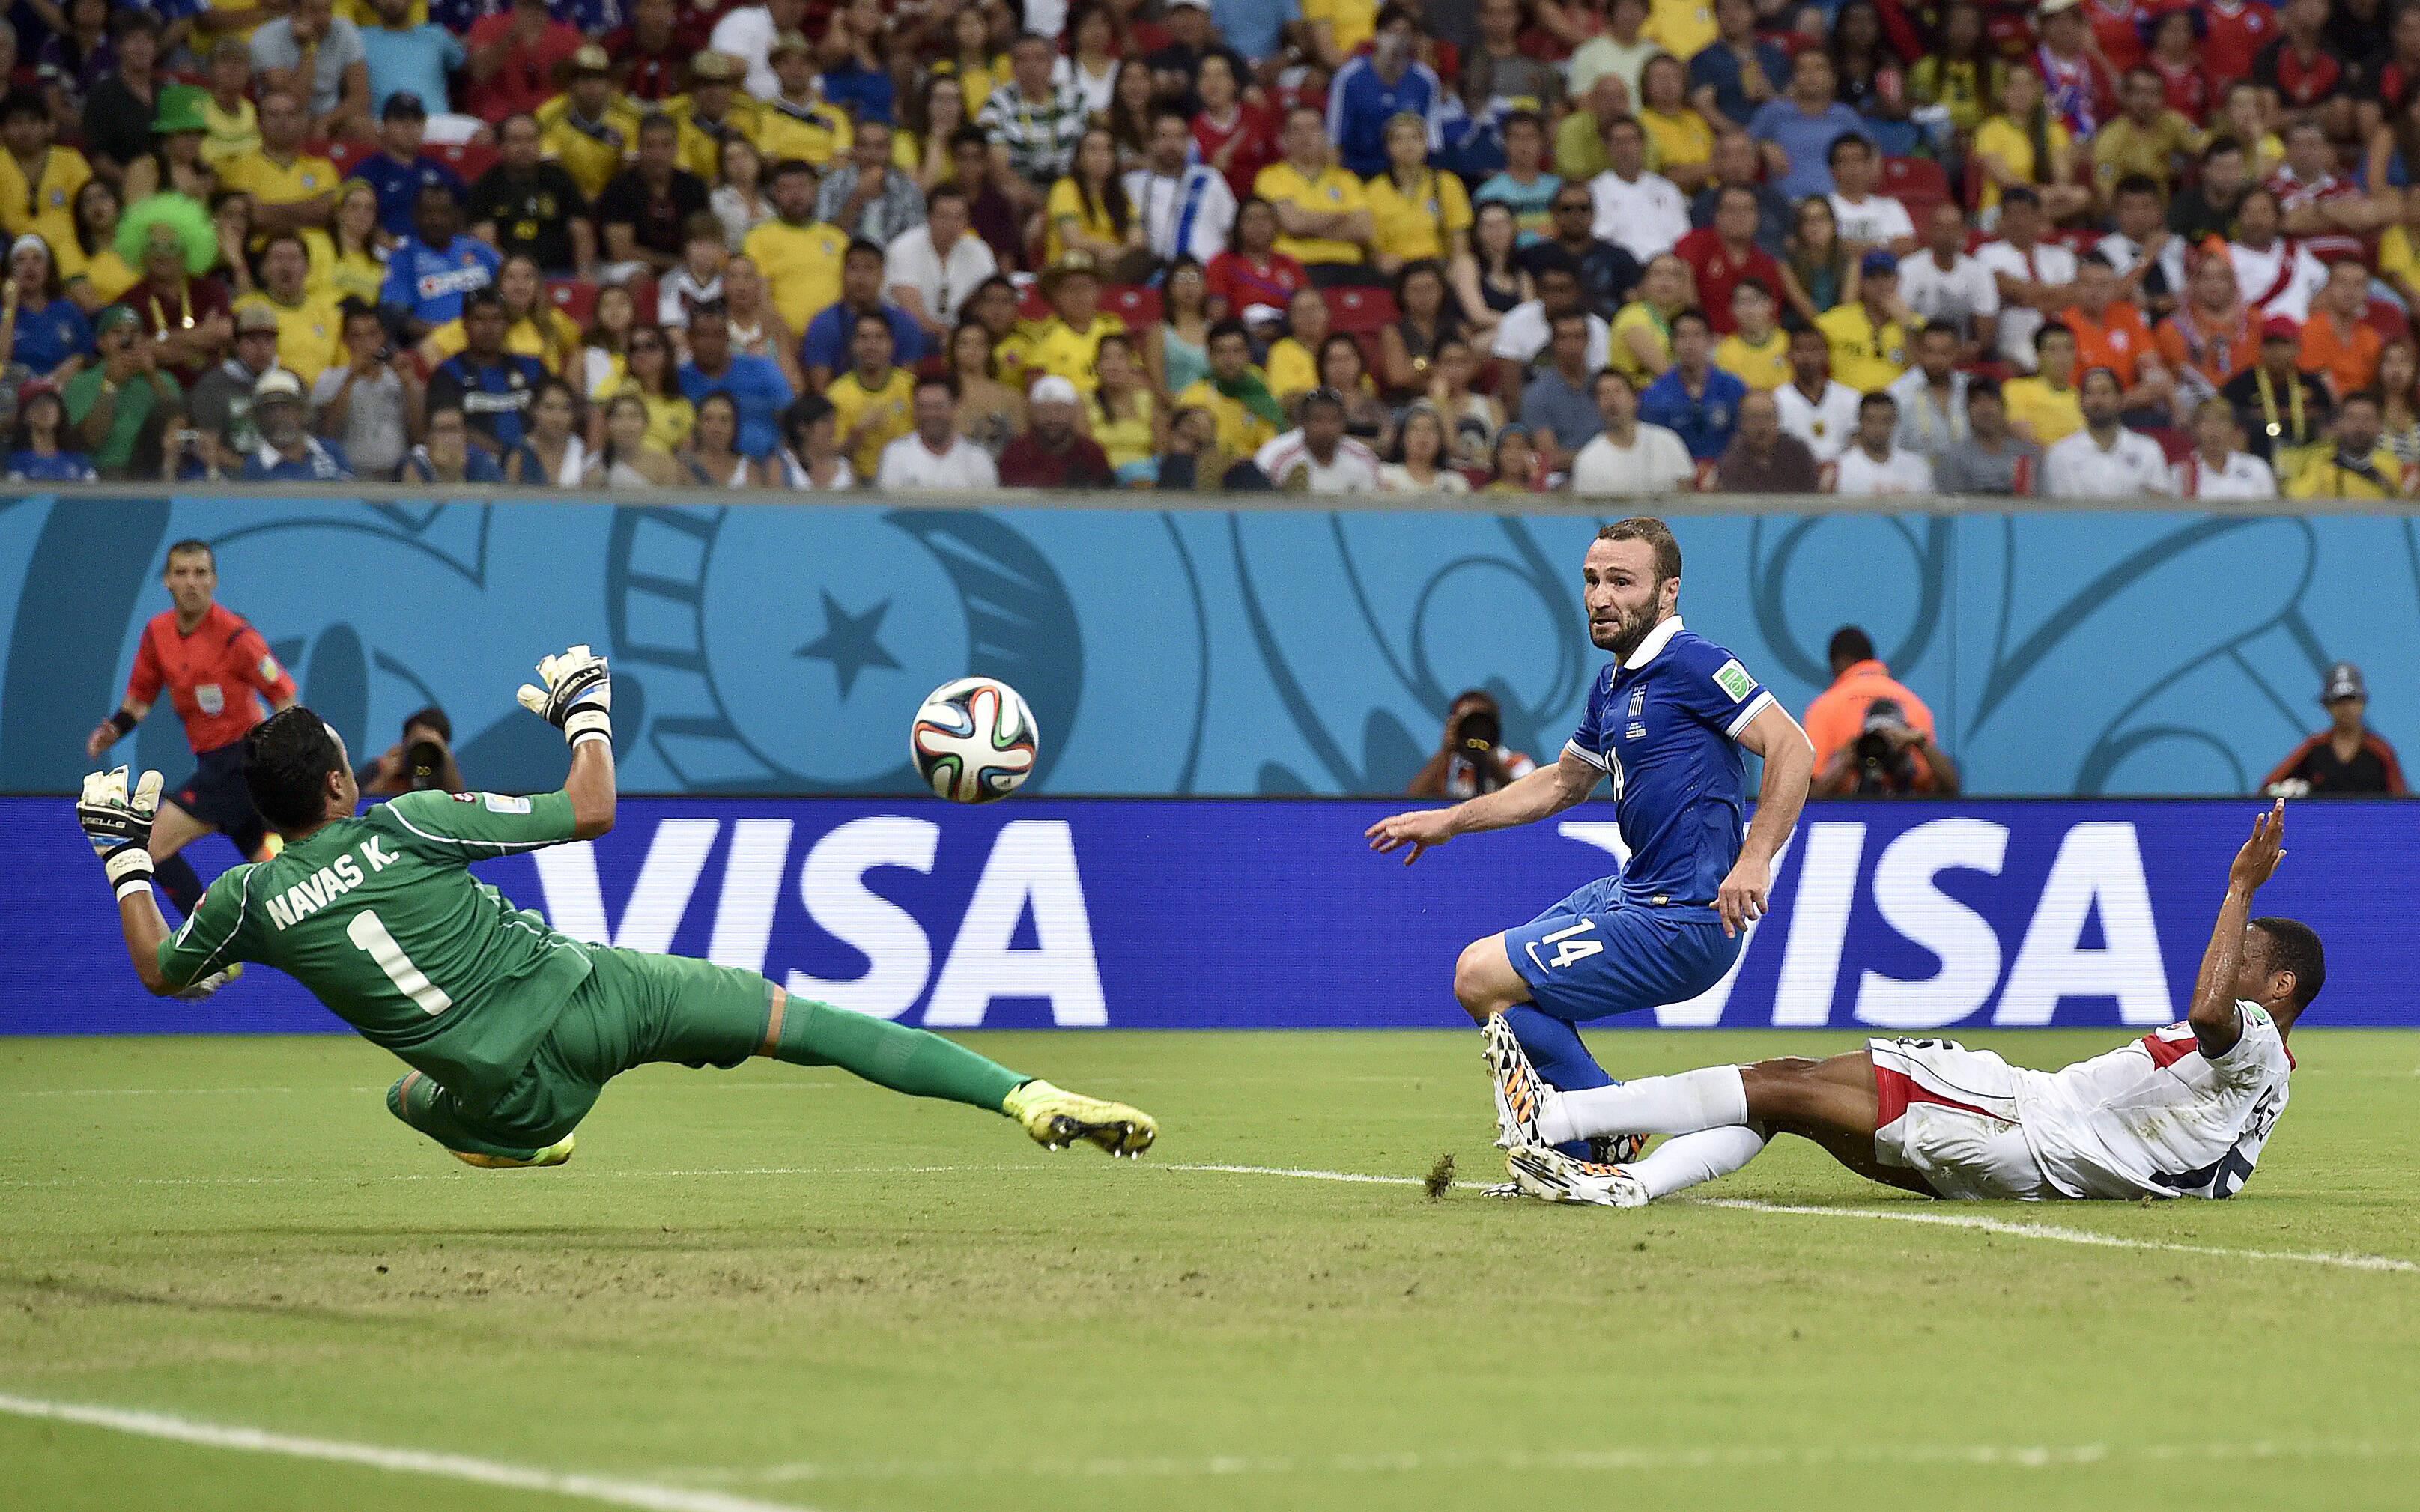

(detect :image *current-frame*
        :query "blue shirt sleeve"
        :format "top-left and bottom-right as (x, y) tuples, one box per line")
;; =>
(802, 308), (838, 372)
(1667, 638), (1775, 741)
(1565, 669), (1614, 769)
(380, 251), (412, 311)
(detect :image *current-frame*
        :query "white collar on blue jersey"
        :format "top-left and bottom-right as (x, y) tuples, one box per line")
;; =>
(1623, 614), (1684, 670)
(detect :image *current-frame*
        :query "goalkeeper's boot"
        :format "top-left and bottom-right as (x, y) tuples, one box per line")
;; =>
(1505, 1144), (1649, 1208)
(1481, 1013), (1556, 1151)
(1004, 1079), (1156, 1157)
(1589, 1134), (1647, 1164)
(448, 1132), (577, 1171)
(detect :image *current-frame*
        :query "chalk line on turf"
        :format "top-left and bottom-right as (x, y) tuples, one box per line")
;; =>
(0, 1394), (824, 1512)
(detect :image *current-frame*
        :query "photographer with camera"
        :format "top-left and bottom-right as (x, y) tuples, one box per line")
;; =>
(356, 706), (468, 797)
(1408, 690), (1538, 799)
(1813, 697), (1959, 797)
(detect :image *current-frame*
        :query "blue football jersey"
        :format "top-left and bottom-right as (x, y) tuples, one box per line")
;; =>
(1565, 616), (1774, 914)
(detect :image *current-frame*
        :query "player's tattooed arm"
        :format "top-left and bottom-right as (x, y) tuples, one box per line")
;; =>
(1364, 749), (1601, 866)
(2190, 799), (2287, 1057)
(1718, 702), (1816, 939)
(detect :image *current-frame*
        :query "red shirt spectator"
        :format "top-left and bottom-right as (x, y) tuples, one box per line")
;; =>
(2085, 0), (2147, 73)
(465, 0), (584, 124)
(604, 0), (688, 102)
(126, 272), (234, 388)
(672, 0), (734, 56)
(129, 601), (298, 756)
(2204, 0), (2279, 90)
(998, 429), (1114, 487)
(2147, 52), (2209, 121)
(1192, 97), (1276, 201)
(1673, 224), (1783, 335)
(1207, 246), (1308, 322)
(2251, 33), (2349, 115)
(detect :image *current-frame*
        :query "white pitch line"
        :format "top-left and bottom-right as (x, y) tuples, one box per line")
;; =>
(0, 1394), (822, 1512)
(1148, 1162), (2420, 1275)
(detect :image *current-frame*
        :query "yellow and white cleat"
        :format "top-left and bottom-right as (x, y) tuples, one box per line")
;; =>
(1506, 1144), (1649, 1207)
(448, 1132), (576, 1170)
(1482, 1012), (1553, 1150)
(1004, 1079), (1156, 1158)
(171, 962), (243, 1001)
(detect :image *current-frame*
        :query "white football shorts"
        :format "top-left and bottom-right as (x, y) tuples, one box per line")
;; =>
(1868, 1037), (2057, 1202)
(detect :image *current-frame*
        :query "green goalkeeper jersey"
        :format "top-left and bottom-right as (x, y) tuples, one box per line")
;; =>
(157, 789), (595, 1111)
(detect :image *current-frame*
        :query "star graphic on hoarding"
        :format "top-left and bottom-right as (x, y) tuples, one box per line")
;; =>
(795, 591), (900, 699)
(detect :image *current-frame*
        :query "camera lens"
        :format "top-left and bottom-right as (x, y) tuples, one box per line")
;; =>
(404, 739), (445, 790)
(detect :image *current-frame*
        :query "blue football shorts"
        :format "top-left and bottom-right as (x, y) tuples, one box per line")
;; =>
(1502, 875), (1743, 1024)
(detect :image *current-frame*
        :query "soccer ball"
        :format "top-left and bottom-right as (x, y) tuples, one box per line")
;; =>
(910, 677), (1039, 804)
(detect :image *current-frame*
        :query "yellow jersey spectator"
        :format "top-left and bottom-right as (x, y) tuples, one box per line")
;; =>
(756, 28), (853, 171)
(1176, 320), (1286, 457)
(1304, 0), (1377, 67)
(219, 89), (341, 243)
(1365, 113), (1472, 270)
(1022, 252), (1126, 395)
(664, 52), (762, 185)
(2002, 322), (2085, 447)
(1255, 106), (1374, 269)
(743, 157), (849, 338)
(2286, 394), (2407, 499)
(827, 306), (917, 476)
(1264, 287), (1331, 399)
(0, 93), (88, 264)
(1815, 252), (1911, 393)
(235, 231), (344, 386)
(536, 48), (642, 201)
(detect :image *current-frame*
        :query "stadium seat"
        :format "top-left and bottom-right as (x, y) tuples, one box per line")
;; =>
(2148, 428), (2194, 464)
(1882, 156), (1949, 225)
(1327, 286), (1397, 334)
(1018, 283), (1053, 322)
(1106, 285), (1162, 326)
(2369, 297), (2412, 344)
(325, 139), (366, 174)
(429, 142), (497, 181)
(627, 276), (657, 322)
(550, 280), (600, 325)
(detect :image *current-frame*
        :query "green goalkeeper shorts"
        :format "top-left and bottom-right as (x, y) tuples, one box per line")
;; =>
(388, 946), (778, 1154)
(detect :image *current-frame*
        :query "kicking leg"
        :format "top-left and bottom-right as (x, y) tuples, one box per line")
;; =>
(387, 1070), (576, 1168)
(1456, 934), (1614, 1160)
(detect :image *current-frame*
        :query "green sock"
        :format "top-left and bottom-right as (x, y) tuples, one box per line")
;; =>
(773, 998), (1027, 1113)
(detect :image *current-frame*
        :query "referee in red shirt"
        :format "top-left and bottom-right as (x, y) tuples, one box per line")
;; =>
(85, 540), (299, 915)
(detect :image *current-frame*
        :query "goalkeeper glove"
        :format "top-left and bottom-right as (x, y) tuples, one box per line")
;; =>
(516, 644), (613, 747)
(79, 766), (162, 898)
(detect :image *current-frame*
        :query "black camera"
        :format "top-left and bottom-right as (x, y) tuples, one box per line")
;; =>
(402, 738), (447, 791)
(1456, 708), (1501, 755)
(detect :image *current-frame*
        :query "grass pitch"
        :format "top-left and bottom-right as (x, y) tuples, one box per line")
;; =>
(5, 1029), (2419, 1512)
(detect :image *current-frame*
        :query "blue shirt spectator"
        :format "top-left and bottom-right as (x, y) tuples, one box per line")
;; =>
(801, 298), (927, 380)
(1213, 0), (1297, 64)
(1747, 95), (1865, 201)
(358, 15), (467, 120)
(428, 349), (545, 450)
(682, 348), (793, 459)
(1326, 52), (1441, 178)
(351, 148), (467, 240)
(1639, 365), (1748, 460)
(6, 448), (95, 481)
(381, 228), (500, 331)
(1475, 170), (1562, 245)
(819, 56), (894, 126)
(1519, 365), (1602, 457)
(1687, 36), (1793, 129)
(1435, 94), (1508, 181)
(398, 441), (509, 481)
(241, 434), (356, 480)
(10, 295), (92, 377)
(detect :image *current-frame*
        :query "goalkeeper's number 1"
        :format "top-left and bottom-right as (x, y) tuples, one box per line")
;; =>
(347, 909), (453, 1016)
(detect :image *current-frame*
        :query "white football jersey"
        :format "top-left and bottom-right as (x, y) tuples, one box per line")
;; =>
(2010, 1004), (2293, 1200)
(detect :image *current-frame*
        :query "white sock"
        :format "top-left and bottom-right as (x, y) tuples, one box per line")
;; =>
(1628, 1124), (1769, 1200)
(1538, 1065), (1750, 1146)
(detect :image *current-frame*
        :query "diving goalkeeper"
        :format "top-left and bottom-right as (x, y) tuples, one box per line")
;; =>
(79, 645), (1156, 1168)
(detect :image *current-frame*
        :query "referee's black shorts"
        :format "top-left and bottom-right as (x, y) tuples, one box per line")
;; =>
(171, 744), (267, 857)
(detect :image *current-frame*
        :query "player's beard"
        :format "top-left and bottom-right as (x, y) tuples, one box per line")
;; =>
(1592, 594), (1662, 660)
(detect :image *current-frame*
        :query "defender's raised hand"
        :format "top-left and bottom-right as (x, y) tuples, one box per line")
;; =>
(516, 645), (613, 747)
(79, 766), (162, 896)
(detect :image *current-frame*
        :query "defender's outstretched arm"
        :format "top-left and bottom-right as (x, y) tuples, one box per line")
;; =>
(518, 645), (617, 840)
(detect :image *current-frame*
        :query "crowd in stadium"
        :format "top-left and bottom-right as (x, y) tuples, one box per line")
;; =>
(0, 0), (2417, 494)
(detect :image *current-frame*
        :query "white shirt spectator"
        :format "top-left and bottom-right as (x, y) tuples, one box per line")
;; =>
(1255, 429), (1383, 491)
(2097, 229), (2190, 305)
(1054, 52), (1120, 119)
(1887, 366), (1968, 455)
(1896, 247), (2001, 340)
(1587, 168), (1692, 263)
(1124, 165), (1237, 264)
(1491, 301), (1612, 369)
(1974, 237), (2078, 371)
(709, 4), (783, 101)
(2227, 237), (2329, 324)
(885, 224), (998, 330)
(877, 431), (1001, 489)
(250, 15), (368, 118)
(1833, 443), (1935, 495)
(1828, 190), (1914, 248)
(1377, 462), (1470, 493)
(2046, 425), (2174, 497)
(656, 267), (722, 330)
(1775, 378), (1862, 461)
(1569, 422), (1694, 494)
(2170, 449), (2278, 500)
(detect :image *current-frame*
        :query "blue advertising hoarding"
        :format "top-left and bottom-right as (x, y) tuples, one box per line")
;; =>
(3, 795), (2405, 1035)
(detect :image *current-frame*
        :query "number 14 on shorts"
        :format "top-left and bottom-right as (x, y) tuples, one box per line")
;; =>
(1527, 920), (1604, 971)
